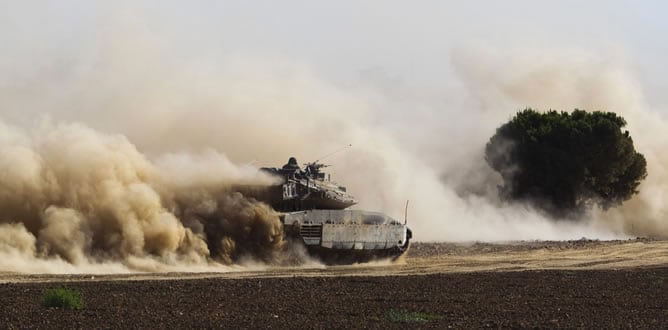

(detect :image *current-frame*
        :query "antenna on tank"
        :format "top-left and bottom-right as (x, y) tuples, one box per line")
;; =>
(314, 144), (352, 163)
(404, 200), (410, 225)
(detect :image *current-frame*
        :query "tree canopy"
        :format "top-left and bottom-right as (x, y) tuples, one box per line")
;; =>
(485, 109), (647, 217)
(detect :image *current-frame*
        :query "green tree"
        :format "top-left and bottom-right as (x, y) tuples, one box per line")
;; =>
(485, 109), (647, 217)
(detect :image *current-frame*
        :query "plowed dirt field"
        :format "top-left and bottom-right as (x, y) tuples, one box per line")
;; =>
(1, 239), (666, 328)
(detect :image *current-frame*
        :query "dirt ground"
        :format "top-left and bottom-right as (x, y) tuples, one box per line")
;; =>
(1, 239), (666, 328)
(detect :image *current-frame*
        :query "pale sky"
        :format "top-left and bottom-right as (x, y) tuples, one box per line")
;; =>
(2, 1), (667, 111)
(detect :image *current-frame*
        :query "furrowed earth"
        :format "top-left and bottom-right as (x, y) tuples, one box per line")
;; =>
(1, 239), (666, 328)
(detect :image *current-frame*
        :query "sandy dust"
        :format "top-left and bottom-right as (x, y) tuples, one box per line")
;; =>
(1, 238), (665, 284)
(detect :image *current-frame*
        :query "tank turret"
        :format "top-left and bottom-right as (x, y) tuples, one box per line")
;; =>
(259, 157), (357, 212)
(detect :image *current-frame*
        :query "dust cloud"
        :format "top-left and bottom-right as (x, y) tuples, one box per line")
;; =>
(0, 121), (288, 273)
(1, 6), (668, 274)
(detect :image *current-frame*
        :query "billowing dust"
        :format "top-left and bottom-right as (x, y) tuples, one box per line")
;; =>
(0, 121), (297, 273)
(1, 6), (668, 274)
(2, 239), (665, 283)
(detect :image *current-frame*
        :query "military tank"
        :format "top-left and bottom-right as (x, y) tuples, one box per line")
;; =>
(259, 157), (412, 264)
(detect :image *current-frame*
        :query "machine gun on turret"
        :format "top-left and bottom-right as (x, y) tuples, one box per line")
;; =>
(301, 144), (351, 181)
(303, 161), (330, 181)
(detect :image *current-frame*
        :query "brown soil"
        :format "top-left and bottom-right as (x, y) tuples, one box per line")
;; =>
(1, 240), (666, 329)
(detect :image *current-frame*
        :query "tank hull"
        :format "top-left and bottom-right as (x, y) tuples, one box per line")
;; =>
(282, 209), (411, 264)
